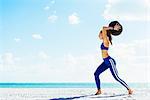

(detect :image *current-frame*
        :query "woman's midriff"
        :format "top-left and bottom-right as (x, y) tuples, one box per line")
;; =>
(101, 50), (109, 59)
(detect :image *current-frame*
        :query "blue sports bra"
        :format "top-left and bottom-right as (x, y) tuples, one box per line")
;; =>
(101, 43), (109, 50)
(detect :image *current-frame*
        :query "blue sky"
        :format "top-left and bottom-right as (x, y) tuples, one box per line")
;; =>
(0, 0), (150, 83)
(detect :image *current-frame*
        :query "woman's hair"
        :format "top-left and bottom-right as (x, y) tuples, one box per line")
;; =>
(108, 21), (123, 36)
(107, 21), (123, 45)
(107, 32), (112, 45)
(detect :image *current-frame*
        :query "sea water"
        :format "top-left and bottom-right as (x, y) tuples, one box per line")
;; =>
(0, 83), (149, 88)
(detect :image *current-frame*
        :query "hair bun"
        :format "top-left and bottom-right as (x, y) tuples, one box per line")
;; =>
(108, 21), (123, 36)
(111, 30), (122, 36)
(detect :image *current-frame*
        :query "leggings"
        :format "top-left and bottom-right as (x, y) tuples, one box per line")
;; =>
(94, 56), (130, 90)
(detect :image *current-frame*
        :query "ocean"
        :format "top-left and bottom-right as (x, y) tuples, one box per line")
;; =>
(0, 83), (149, 88)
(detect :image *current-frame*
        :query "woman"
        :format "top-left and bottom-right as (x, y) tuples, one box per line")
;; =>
(94, 21), (133, 95)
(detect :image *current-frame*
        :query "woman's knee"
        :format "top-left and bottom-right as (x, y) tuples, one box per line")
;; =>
(113, 75), (120, 81)
(94, 71), (99, 77)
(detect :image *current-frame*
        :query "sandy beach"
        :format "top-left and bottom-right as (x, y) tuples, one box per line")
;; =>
(0, 88), (150, 100)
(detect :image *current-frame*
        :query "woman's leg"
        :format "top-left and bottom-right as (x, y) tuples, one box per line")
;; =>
(94, 62), (109, 90)
(108, 59), (130, 90)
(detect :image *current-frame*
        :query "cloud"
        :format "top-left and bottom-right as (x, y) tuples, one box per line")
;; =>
(0, 53), (20, 64)
(0, 38), (149, 82)
(48, 15), (58, 23)
(103, 0), (150, 21)
(64, 54), (77, 65)
(111, 39), (150, 65)
(1, 53), (14, 64)
(44, 0), (55, 10)
(32, 34), (43, 40)
(51, 0), (55, 4)
(68, 12), (80, 24)
(59, 53), (97, 82)
(60, 39), (150, 82)
(111, 39), (150, 58)
(14, 38), (21, 42)
(44, 6), (50, 11)
(38, 51), (49, 60)
(109, 39), (150, 82)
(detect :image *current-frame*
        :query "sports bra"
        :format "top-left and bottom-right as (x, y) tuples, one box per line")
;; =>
(101, 43), (109, 50)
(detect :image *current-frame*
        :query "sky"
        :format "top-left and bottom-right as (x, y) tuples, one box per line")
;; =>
(0, 0), (150, 83)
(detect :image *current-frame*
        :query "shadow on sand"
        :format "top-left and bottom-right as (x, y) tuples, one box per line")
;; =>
(49, 94), (94, 100)
(50, 94), (128, 100)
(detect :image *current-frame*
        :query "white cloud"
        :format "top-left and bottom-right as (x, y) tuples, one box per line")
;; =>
(109, 39), (150, 82)
(1, 53), (14, 64)
(32, 34), (43, 40)
(0, 39), (149, 83)
(44, 6), (50, 10)
(61, 53), (99, 82)
(142, 0), (150, 8)
(14, 38), (21, 42)
(59, 39), (150, 83)
(103, 0), (150, 21)
(64, 54), (77, 65)
(0, 53), (20, 64)
(48, 15), (58, 23)
(38, 51), (49, 60)
(51, 0), (55, 4)
(68, 12), (80, 24)
(44, 0), (55, 10)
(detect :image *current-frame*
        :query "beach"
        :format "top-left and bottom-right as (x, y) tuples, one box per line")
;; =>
(0, 88), (150, 100)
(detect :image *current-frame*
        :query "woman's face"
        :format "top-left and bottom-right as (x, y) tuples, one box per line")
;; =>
(113, 23), (121, 31)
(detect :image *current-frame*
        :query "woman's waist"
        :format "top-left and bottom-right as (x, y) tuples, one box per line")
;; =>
(103, 56), (111, 60)
(101, 50), (109, 58)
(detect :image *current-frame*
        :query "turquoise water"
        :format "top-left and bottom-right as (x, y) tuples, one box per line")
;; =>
(0, 83), (149, 88)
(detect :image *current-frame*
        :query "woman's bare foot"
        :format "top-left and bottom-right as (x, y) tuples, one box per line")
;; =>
(95, 89), (102, 95)
(128, 88), (133, 95)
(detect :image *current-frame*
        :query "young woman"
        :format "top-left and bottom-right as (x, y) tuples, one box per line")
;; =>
(94, 21), (133, 95)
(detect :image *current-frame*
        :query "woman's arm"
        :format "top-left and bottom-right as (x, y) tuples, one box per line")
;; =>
(103, 26), (113, 30)
(98, 30), (102, 40)
(98, 26), (113, 40)
(101, 26), (113, 44)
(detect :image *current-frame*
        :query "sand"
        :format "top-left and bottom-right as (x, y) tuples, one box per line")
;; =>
(0, 88), (150, 100)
